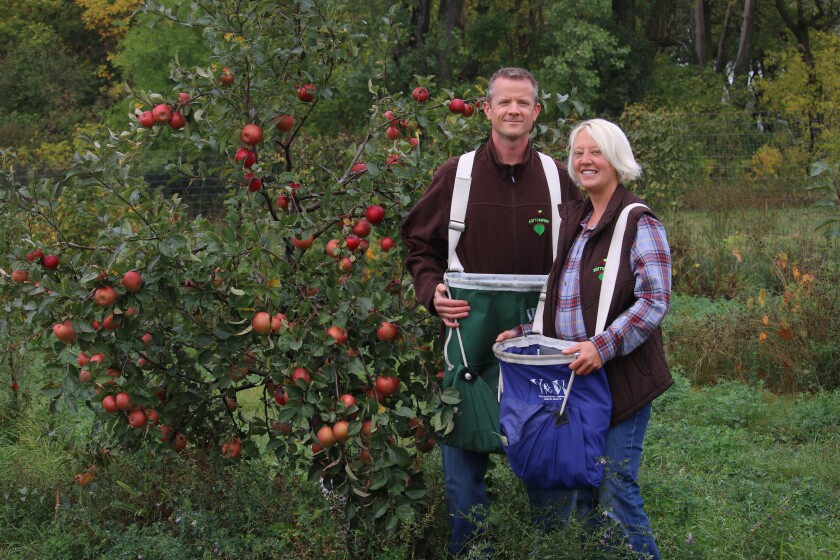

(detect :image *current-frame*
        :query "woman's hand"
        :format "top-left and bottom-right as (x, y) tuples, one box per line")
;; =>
(495, 329), (518, 343)
(563, 341), (603, 376)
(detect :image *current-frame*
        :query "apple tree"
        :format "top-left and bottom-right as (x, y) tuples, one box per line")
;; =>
(0, 0), (575, 539)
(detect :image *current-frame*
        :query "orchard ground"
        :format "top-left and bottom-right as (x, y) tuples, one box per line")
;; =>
(1, 356), (838, 559)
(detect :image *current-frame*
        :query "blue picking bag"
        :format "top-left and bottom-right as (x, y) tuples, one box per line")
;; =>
(493, 335), (612, 490)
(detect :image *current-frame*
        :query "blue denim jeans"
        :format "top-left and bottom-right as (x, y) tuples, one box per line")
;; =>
(526, 404), (660, 559)
(440, 444), (491, 557)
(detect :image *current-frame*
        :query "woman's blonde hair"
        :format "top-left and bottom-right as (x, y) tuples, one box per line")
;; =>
(567, 119), (641, 185)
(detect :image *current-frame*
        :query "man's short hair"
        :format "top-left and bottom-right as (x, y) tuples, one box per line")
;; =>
(567, 119), (642, 185)
(486, 67), (539, 105)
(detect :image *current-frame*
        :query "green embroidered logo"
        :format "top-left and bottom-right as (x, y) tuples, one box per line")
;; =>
(529, 209), (549, 236)
(593, 258), (607, 281)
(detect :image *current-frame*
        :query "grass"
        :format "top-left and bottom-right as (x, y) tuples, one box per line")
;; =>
(1, 368), (838, 559)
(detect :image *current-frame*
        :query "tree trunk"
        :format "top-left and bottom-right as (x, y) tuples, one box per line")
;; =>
(773, 0), (814, 69)
(437, 0), (466, 82)
(714, 0), (735, 73)
(693, 0), (710, 65)
(612, 0), (636, 33)
(733, 0), (756, 75)
(645, 0), (679, 47)
(409, 0), (432, 48)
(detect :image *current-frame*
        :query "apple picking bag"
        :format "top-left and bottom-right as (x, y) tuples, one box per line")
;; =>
(491, 203), (649, 489)
(440, 150), (562, 453)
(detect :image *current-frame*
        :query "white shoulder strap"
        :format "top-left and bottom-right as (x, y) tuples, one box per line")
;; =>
(537, 152), (562, 258)
(595, 203), (649, 334)
(532, 202), (649, 336)
(447, 151), (476, 273)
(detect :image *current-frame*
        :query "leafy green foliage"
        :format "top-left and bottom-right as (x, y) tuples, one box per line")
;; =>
(0, 0), (579, 540)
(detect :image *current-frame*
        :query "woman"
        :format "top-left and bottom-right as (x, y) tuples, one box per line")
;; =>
(497, 118), (673, 559)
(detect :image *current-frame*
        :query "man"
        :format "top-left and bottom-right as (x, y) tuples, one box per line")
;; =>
(400, 67), (581, 557)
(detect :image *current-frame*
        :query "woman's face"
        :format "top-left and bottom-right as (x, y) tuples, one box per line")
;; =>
(572, 129), (619, 195)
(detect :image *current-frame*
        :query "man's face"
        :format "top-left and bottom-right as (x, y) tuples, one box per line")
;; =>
(483, 77), (541, 142)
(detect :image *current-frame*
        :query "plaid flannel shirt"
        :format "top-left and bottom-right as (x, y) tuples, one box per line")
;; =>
(516, 212), (671, 364)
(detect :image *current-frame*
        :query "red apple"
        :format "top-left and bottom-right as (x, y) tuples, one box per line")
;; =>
(386, 154), (403, 167)
(235, 147), (256, 168)
(375, 375), (399, 397)
(291, 367), (310, 385)
(121, 270), (143, 292)
(224, 397), (238, 411)
(325, 239), (341, 259)
(177, 92), (192, 105)
(409, 137), (420, 149)
(338, 394), (356, 409)
(333, 420), (351, 442)
(169, 112), (186, 129)
(228, 363), (248, 381)
(159, 425), (174, 443)
(101, 314), (122, 331)
(463, 103), (475, 117)
(128, 408), (147, 428)
(152, 104), (172, 123)
(352, 220), (371, 238)
(172, 433), (188, 452)
(244, 173), (263, 192)
(327, 326), (349, 344)
(241, 124), (263, 145)
(220, 68), (234, 86)
(292, 234), (314, 250)
(344, 234), (361, 251)
(274, 387), (289, 405)
(106, 368), (121, 379)
(376, 321), (400, 342)
(221, 438), (242, 459)
(338, 257), (353, 273)
(416, 436), (436, 453)
(102, 395), (118, 414)
(79, 370), (92, 383)
(138, 111), (155, 128)
(90, 353), (106, 365)
(277, 195), (291, 210)
(297, 83), (316, 102)
(271, 313), (288, 333)
(52, 321), (76, 344)
(42, 255), (59, 269)
(145, 409), (159, 425)
(379, 237), (395, 252)
(252, 311), (271, 335)
(412, 86), (429, 102)
(115, 392), (131, 411)
(449, 98), (466, 114)
(351, 162), (367, 173)
(360, 419), (372, 440)
(365, 204), (385, 224)
(77, 352), (90, 367)
(274, 114), (294, 131)
(11, 269), (29, 283)
(316, 425), (337, 448)
(385, 125), (400, 140)
(94, 286), (117, 307)
(141, 332), (152, 347)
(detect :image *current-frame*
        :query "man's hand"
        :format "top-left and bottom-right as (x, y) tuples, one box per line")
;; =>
(433, 283), (470, 328)
(562, 341), (603, 376)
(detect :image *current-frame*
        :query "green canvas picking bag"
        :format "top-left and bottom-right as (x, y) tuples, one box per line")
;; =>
(436, 149), (563, 453)
(442, 273), (548, 453)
